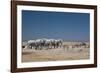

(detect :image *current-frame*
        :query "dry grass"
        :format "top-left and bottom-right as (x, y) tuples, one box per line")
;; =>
(22, 42), (90, 62)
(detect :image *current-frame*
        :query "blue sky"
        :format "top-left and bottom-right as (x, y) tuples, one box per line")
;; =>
(22, 10), (90, 41)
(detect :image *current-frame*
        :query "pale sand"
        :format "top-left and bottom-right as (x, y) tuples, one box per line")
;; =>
(22, 42), (90, 62)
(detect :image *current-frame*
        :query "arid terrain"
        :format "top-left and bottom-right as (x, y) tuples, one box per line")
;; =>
(22, 41), (90, 62)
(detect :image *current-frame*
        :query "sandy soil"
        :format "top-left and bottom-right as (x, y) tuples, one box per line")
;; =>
(22, 42), (90, 62)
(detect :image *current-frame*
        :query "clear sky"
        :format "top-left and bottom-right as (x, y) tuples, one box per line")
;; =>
(22, 10), (90, 41)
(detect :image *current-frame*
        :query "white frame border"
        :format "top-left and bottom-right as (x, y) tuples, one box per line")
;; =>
(17, 5), (94, 68)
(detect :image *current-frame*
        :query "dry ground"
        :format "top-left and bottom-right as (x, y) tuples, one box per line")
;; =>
(22, 42), (90, 62)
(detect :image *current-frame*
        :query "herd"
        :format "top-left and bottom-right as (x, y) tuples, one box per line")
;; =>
(23, 38), (62, 50)
(22, 38), (89, 50)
